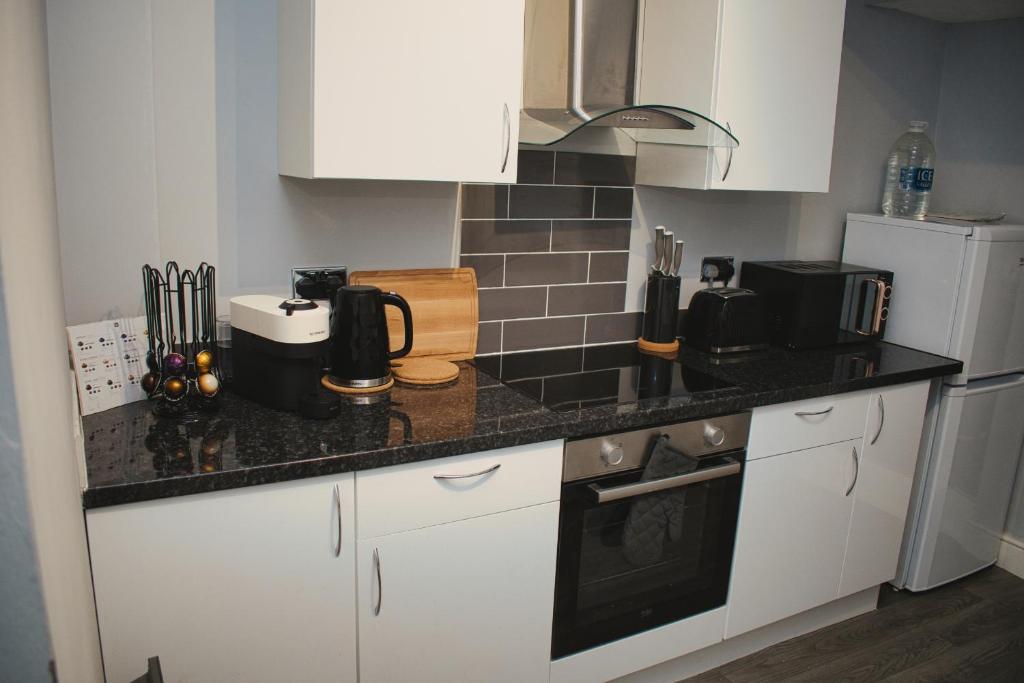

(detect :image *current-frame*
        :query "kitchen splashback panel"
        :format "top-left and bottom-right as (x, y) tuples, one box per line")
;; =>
(461, 151), (640, 354)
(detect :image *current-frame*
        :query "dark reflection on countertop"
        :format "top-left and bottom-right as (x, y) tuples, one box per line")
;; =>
(82, 344), (961, 509)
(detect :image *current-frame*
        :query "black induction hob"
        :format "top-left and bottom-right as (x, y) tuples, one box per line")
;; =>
(473, 342), (739, 413)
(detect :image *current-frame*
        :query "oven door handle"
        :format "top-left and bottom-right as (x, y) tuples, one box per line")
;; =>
(587, 458), (742, 504)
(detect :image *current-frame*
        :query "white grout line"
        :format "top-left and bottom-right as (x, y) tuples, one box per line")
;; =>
(551, 151), (558, 184)
(548, 220), (553, 251)
(501, 254), (507, 287)
(461, 181), (634, 190)
(475, 338), (639, 357)
(544, 286), (550, 315)
(587, 252), (593, 283)
(461, 250), (630, 257)
(460, 217), (630, 222)
(505, 185), (511, 218)
(591, 188), (597, 218)
(478, 281), (627, 291)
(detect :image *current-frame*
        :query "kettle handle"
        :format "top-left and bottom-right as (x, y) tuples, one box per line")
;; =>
(382, 291), (414, 359)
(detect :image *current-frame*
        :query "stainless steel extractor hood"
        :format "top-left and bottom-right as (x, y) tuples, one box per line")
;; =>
(520, 0), (738, 148)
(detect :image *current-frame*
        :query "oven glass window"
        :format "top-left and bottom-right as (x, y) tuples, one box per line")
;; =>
(552, 451), (743, 658)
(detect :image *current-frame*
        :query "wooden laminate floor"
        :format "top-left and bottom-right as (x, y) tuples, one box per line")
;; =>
(685, 567), (1024, 683)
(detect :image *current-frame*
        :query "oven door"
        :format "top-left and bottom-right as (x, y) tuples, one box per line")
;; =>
(551, 450), (744, 659)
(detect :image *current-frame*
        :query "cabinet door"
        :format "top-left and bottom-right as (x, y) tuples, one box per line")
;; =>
(358, 502), (559, 683)
(840, 382), (929, 597)
(310, 0), (523, 182)
(636, 0), (846, 192)
(710, 0), (846, 191)
(725, 441), (857, 638)
(88, 475), (357, 683)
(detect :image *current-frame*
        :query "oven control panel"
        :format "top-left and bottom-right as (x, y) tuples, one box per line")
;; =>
(562, 412), (751, 483)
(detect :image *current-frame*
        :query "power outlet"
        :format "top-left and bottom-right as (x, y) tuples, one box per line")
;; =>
(699, 256), (735, 285)
(290, 266), (347, 301)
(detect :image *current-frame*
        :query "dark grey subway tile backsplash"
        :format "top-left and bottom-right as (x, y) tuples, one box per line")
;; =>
(461, 150), (638, 354)
(508, 185), (594, 219)
(551, 219), (631, 252)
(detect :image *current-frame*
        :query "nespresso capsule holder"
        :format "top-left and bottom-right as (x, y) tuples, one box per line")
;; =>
(142, 262), (221, 419)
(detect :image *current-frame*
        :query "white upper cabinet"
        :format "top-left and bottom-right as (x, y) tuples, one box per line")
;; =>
(278, 1), (524, 182)
(635, 0), (847, 192)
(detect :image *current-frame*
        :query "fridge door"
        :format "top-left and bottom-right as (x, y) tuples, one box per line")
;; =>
(950, 235), (1024, 381)
(843, 214), (967, 358)
(904, 373), (1024, 591)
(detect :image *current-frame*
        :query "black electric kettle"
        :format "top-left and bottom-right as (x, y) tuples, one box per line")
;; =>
(328, 285), (413, 388)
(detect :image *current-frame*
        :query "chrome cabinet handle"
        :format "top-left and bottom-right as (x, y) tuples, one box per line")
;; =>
(500, 103), (511, 173)
(846, 446), (859, 497)
(795, 406), (834, 417)
(372, 548), (382, 616)
(333, 484), (342, 558)
(871, 394), (885, 445)
(587, 458), (741, 503)
(720, 122), (733, 182)
(433, 463), (501, 480)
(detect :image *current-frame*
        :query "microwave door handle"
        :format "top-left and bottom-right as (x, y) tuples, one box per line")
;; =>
(587, 458), (741, 504)
(855, 278), (887, 336)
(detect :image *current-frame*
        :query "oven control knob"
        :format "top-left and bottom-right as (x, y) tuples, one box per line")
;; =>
(600, 440), (625, 466)
(703, 424), (726, 447)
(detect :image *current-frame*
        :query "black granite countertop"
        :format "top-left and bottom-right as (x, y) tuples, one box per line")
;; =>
(81, 342), (961, 508)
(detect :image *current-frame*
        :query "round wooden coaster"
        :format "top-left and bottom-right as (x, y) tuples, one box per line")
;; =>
(637, 337), (680, 355)
(320, 375), (394, 394)
(391, 358), (460, 386)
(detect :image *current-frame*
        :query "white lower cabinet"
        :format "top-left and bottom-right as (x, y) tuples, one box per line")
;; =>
(357, 502), (559, 683)
(839, 381), (930, 597)
(725, 440), (858, 638)
(727, 382), (931, 639)
(88, 474), (357, 683)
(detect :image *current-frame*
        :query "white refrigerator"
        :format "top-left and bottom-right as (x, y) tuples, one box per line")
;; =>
(843, 213), (1024, 591)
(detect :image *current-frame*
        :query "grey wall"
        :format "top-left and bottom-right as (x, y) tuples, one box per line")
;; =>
(933, 19), (1024, 223)
(627, 0), (948, 311)
(0, 275), (54, 683)
(48, 0), (459, 326)
(215, 0), (457, 299)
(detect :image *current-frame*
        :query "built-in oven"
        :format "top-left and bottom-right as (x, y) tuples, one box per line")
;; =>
(552, 413), (750, 659)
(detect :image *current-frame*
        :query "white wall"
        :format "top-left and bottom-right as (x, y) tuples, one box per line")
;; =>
(48, 0), (459, 326)
(1, 0), (104, 679)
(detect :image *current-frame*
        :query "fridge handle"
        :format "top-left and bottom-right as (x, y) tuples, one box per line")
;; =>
(961, 373), (1024, 397)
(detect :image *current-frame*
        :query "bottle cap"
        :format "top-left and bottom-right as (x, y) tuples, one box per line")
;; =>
(909, 120), (928, 131)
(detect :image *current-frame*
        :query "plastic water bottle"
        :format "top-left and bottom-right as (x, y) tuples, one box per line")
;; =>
(881, 121), (936, 218)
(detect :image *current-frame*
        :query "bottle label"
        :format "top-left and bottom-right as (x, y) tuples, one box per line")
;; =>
(899, 166), (934, 192)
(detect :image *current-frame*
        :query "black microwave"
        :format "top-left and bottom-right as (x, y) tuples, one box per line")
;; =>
(739, 261), (893, 349)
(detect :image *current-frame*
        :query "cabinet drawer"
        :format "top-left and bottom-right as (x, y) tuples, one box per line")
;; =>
(356, 440), (562, 538)
(748, 391), (869, 460)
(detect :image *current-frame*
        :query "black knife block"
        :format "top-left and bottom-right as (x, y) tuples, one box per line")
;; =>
(642, 274), (682, 344)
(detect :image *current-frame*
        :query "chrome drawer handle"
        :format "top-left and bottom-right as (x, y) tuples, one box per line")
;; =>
(500, 103), (511, 173)
(433, 463), (501, 480)
(333, 484), (342, 558)
(587, 458), (741, 504)
(846, 446), (860, 497)
(795, 406), (834, 417)
(372, 548), (382, 616)
(871, 394), (885, 445)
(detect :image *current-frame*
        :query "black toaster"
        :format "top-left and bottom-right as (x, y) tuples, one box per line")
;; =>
(684, 287), (769, 354)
